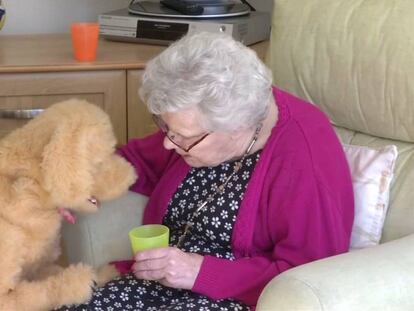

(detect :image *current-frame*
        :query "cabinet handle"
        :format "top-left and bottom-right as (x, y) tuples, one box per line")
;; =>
(0, 108), (44, 119)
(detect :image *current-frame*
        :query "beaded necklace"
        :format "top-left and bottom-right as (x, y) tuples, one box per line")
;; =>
(176, 124), (262, 248)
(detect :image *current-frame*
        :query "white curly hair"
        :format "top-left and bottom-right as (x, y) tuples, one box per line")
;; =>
(139, 32), (273, 132)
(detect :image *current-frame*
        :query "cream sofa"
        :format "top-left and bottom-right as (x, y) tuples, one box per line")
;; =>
(63, 0), (414, 309)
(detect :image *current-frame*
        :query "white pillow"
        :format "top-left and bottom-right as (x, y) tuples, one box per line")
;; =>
(342, 144), (398, 250)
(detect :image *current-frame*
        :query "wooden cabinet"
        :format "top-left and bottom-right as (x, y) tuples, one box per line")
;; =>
(127, 70), (157, 139)
(0, 34), (269, 143)
(0, 70), (127, 142)
(0, 34), (167, 144)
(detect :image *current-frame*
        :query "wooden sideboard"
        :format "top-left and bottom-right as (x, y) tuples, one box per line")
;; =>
(0, 34), (269, 144)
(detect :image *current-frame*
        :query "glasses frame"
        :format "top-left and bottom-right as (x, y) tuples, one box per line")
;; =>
(152, 114), (210, 152)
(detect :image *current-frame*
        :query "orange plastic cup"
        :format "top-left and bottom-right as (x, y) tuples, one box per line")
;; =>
(70, 22), (99, 62)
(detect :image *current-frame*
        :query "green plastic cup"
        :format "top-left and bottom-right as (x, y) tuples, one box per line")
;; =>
(129, 224), (170, 254)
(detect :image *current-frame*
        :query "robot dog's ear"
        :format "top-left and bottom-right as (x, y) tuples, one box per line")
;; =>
(41, 124), (93, 206)
(92, 154), (137, 201)
(40, 101), (116, 206)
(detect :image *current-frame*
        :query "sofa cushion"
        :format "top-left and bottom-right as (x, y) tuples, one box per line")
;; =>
(336, 127), (414, 242)
(266, 0), (414, 242)
(267, 0), (414, 143)
(343, 143), (397, 249)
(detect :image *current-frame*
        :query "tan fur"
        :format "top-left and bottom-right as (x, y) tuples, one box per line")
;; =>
(0, 99), (137, 310)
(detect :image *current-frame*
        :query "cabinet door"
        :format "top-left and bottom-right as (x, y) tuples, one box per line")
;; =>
(127, 70), (157, 140)
(0, 70), (127, 144)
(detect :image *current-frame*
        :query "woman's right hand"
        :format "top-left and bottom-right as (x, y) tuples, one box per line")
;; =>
(132, 247), (204, 290)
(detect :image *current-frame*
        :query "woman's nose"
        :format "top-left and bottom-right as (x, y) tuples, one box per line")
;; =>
(163, 136), (176, 151)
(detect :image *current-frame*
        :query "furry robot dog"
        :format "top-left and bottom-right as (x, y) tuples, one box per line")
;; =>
(0, 99), (137, 310)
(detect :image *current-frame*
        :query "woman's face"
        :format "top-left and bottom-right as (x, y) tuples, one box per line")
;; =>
(159, 109), (247, 167)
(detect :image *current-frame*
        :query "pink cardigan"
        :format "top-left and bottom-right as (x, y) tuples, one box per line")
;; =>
(117, 88), (354, 308)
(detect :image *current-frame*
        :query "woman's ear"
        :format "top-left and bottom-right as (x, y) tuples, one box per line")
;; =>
(229, 128), (250, 141)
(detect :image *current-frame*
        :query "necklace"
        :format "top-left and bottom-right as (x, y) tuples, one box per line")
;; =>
(175, 124), (262, 248)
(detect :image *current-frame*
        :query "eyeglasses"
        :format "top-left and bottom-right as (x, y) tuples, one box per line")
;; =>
(152, 114), (210, 152)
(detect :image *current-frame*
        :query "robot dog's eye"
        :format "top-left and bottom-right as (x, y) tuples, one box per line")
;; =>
(88, 197), (98, 205)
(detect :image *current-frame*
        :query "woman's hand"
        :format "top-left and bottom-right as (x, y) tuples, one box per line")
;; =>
(132, 247), (204, 290)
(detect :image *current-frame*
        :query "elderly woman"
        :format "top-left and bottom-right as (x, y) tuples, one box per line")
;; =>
(63, 32), (354, 310)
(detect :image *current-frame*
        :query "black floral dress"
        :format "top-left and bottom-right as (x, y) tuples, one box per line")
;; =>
(60, 151), (260, 311)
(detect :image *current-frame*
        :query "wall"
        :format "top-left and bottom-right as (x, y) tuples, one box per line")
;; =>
(1, 0), (131, 34)
(1, 0), (273, 35)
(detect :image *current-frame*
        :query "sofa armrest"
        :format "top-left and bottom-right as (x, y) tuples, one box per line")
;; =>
(257, 234), (414, 310)
(62, 191), (148, 268)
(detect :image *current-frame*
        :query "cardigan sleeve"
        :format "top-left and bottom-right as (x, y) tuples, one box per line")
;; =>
(192, 152), (354, 306)
(117, 131), (177, 196)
